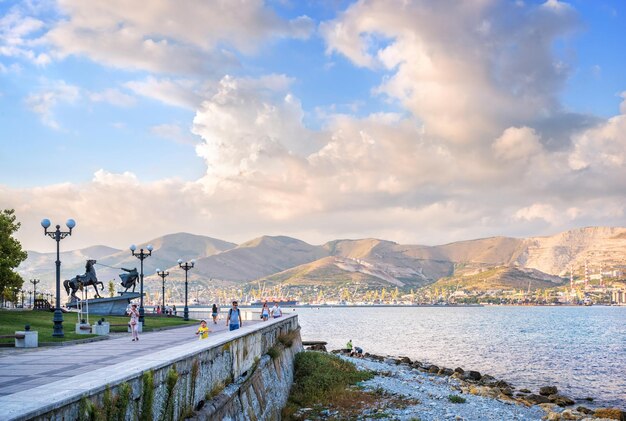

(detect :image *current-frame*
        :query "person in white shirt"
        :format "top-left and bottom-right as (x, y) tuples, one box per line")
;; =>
(270, 302), (282, 318)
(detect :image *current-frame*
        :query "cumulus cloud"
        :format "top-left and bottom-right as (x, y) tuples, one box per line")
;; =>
(45, 0), (314, 74)
(492, 126), (542, 161)
(321, 0), (581, 143)
(2, 1), (625, 253)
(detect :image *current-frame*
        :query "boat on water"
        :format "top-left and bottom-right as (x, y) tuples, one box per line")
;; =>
(249, 298), (298, 306)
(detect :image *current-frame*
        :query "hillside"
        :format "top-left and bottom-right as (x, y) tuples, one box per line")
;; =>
(262, 255), (431, 288)
(516, 226), (626, 276)
(17, 226), (626, 294)
(263, 256), (386, 286)
(432, 266), (567, 291)
(18, 233), (236, 293)
(180, 236), (327, 284)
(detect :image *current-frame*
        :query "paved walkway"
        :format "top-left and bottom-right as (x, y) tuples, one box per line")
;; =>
(0, 319), (259, 397)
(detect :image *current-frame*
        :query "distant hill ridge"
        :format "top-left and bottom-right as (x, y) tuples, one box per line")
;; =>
(18, 227), (626, 291)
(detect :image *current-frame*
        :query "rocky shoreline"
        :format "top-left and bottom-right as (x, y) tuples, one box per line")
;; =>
(310, 346), (626, 420)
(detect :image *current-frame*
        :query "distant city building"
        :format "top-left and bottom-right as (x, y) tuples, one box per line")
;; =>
(611, 290), (626, 305)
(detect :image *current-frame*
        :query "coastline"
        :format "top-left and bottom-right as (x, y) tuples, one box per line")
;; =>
(299, 348), (624, 420)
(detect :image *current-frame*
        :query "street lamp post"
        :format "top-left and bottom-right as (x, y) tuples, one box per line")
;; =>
(156, 269), (169, 312)
(41, 218), (76, 337)
(177, 259), (195, 321)
(30, 279), (40, 308)
(130, 244), (153, 325)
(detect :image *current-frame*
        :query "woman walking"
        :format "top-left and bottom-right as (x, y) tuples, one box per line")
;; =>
(261, 302), (270, 321)
(211, 303), (219, 324)
(128, 303), (140, 341)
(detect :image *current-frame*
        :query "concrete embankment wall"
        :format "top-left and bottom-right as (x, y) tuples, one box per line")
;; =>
(5, 315), (302, 421)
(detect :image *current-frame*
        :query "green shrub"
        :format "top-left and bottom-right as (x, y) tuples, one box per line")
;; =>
(139, 371), (154, 421)
(267, 345), (281, 360)
(277, 329), (298, 347)
(287, 352), (374, 407)
(448, 394), (466, 404)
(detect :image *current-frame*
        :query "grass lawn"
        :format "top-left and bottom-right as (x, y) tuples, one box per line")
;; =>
(0, 309), (197, 344)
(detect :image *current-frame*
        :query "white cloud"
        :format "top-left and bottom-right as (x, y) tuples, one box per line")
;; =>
(24, 79), (80, 129)
(569, 93), (626, 172)
(151, 123), (199, 145)
(0, 6), (48, 65)
(89, 88), (136, 107)
(2, 1), (625, 253)
(321, 0), (580, 142)
(125, 77), (201, 109)
(492, 126), (542, 161)
(45, 0), (314, 74)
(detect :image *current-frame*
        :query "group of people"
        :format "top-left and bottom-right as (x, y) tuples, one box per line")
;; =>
(346, 339), (363, 357)
(152, 304), (177, 316)
(127, 300), (286, 342)
(260, 302), (283, 321)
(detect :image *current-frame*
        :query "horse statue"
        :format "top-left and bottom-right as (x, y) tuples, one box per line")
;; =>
(119, 268), (139, 293)
(64, 259), (104, 301)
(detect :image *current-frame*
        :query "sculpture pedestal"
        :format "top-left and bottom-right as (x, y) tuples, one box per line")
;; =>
(15, 331), (38, 348)
(75, 323), (92, 334)
(67, 292), (142, 316)
(93, 322), (110, 335)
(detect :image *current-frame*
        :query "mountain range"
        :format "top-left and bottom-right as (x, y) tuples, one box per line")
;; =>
(17, 227), (626, 294)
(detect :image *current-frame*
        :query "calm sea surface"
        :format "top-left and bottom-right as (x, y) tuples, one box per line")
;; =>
(192, 305), (626, 408)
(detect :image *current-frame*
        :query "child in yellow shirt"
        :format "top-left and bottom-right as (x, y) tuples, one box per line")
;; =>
(196, 319), (210, 340)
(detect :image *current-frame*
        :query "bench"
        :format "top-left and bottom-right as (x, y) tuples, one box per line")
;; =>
(0, 334), (25, 340)
(1, 331), (38, 348)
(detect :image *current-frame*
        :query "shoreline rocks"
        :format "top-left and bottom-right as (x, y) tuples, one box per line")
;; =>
(327, 348), (623, 420)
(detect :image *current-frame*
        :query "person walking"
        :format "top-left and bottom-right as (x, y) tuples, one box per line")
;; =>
(270, 302), (282, 318)
(261, 302), (270, 321)
(195, 319), (210, 340)
(211, 303), (219, 324)
(128, 303), (140, 342)
(172, 305), (177, 316)
(226, 301), (243, 331)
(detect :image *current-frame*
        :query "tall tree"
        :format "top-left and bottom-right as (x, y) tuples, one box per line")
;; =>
(0, 209), (28, 298)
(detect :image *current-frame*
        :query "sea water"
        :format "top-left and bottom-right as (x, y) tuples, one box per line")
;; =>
(297, 305), (626, 408)
(190, 305), (625, 408)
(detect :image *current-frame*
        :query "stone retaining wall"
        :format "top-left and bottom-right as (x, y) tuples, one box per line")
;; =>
(6, 315), (301, 421)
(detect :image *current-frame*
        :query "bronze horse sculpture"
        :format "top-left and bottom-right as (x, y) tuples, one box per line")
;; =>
(64, 259), (104, 301)
(119, 267), (139, 293)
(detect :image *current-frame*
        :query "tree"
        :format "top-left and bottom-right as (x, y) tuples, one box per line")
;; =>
(108, 280), (115, 297)
(0, 209), (27, 300)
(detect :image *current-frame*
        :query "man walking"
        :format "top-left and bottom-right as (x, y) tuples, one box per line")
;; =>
(226, 300), (243, 331)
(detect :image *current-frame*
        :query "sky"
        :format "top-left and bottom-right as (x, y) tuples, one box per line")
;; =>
(1, 0), (625, 252)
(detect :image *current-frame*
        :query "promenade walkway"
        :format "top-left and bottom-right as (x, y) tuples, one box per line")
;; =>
(0, 319), (260, 397)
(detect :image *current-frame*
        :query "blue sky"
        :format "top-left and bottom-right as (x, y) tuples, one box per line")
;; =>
(1, 0), (625, 251)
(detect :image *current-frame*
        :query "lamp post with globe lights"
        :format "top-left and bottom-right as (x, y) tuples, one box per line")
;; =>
(156, 269), (169, 313)
(177, 259), (195, 321)
(30, 279), (40, 307)
(130, 244), (153, 325)
(41, 218), (76, 337)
